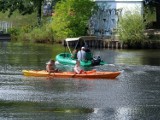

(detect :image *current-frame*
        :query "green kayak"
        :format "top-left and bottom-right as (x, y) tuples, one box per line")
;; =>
(55, 53), (106, 67)
(55, 37), (106, 67)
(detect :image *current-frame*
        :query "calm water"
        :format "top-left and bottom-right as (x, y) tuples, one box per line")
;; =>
(0, 42), (160, 120)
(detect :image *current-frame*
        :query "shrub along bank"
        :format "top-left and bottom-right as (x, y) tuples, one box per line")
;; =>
(118, 10), (160, 49)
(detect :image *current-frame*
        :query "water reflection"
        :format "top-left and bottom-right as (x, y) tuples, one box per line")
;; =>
(92, 49), (160, 66)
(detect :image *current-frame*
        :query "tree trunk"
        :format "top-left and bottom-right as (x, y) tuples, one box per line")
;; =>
(156, 4), (160, 28)
(37, 1), (42, 25)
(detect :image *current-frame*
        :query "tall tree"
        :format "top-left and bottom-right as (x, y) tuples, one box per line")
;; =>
(0, 0), (46, 25)
(51, 0), (97, 40)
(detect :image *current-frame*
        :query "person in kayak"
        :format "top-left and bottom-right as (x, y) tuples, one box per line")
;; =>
(46, 59), (58, 73)
(77, 46), (86, 61)
(74, 60), (86, 74)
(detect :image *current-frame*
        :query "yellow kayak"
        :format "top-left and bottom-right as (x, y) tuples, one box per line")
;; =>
(22, 70), (121, 79)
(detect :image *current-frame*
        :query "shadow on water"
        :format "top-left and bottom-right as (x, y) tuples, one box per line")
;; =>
(0, 100), (94, 113)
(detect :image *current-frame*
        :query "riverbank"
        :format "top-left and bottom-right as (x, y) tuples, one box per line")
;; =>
(62, 35), (160, 49)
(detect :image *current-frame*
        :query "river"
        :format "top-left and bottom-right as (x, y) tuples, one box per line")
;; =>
(0, 42), (160, 120)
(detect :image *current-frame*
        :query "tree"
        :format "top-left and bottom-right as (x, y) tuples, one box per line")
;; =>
(0, 0), (34, 16)
(145, 0), (160, 28)
(51, 0), (97, 40)
(0, 0), (43, 24)
(0, 0), (60, 25)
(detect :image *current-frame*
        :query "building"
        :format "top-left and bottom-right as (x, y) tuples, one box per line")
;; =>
(88, 0), (144, 38)
(43, 0), (53, 16)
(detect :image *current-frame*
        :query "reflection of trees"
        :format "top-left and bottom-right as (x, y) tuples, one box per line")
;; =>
(141, 50), (160, 65)
(0, 41), (9, 71)
(6, 44), (43, 67)
(3, 43), (65, 69)
(113, 49), (160, 65)
(0, 43), (72, 72)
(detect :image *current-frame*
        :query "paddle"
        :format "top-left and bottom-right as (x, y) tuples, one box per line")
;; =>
(72, 69), (88, 78)
(47, 72), (53, 79)
(47, 69), (56, 79)
(47, 68), (63, 79)
(72, 73), (77, 78)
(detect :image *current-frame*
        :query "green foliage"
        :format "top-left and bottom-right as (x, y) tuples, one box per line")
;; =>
(118, 11), (146, 46)
(0, 0), (34, 16)
(51, 0), (96, 41)
(8, 27), (20, 41)
(0, 0), (44, 24)
(8, 22), (54, 43)
(29, 24), (54, 43)
(0, 0), (61, 25)
(0, 11), (37, 27)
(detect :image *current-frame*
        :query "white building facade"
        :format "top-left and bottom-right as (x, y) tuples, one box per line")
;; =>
(89, 0), (144, 38)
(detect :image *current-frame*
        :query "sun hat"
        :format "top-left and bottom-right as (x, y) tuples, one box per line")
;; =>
(81, 46), (85, 49)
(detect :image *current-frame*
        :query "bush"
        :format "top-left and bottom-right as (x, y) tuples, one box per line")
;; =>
(118, 11), (146, 47)
(8, 27), (20, 41)
(29, 25), (54, 43)
(9, 23), (54, 43)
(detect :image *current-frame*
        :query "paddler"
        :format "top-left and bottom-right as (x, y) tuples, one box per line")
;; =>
(46, 59), (58, 73)
(73, 60), (86, 74)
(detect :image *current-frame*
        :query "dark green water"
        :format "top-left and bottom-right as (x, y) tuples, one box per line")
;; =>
(0, 42), (160, 120)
